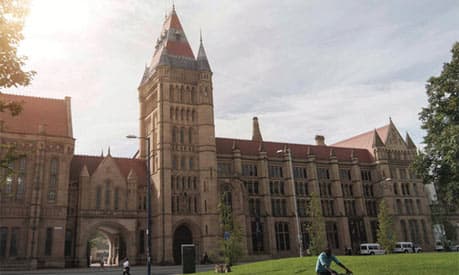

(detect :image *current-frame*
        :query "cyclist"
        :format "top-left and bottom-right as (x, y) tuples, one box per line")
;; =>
(316, 247), (352, 275)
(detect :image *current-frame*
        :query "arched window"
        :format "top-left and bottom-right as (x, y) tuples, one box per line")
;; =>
(186, 109), (190, 121)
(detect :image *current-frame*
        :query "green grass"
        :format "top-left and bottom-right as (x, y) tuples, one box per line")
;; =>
(194, 253), (459, 275)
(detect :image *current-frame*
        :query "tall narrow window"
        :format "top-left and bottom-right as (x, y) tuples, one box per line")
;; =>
(9, 227), (18, 257)
(48, 158), (58, 202)
(16, 158), (26, 199)
(5, 162), (13, 193)
(96, 186), (102, 209)
(188, 128), (193, 144)
(172, 127), (177, 143)
(180, 128), (185, 143)
(0, 227), (7, 257)
(105, 181), (111, 209)
(45, 227), (53, 256)
(114, 188), (120, 210)
(275, 222), (290, 251)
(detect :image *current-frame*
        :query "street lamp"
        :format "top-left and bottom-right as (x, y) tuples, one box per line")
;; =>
(127, 135), (152, 275)
(277, 148), (303, 257)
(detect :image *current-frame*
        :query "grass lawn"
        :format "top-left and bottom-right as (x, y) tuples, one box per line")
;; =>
(193, 252), (459, 275)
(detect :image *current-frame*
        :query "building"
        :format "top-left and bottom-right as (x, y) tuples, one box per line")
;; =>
(0, 7), (434, 270)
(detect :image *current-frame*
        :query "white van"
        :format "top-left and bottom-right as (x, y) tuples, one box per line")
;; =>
(359, 243), (386, 255)
(393, 242), (422, 253)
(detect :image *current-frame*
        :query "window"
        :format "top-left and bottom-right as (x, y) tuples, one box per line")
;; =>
(105, 181), (111, 208)
(249, 198), (261, 217)
(344, 200), (357, 216)
(245, 181), (259, 195)
(361, 170), (372, 182)
(268, 165), (283, 178)
(0, 227), (7, 257)
(301, 222), (311, 250)
(172, 127), (177, 143)
(218, 162), (232, 176)
(189, 157), (194, 170)
(16, 158), (26, 199)
(396, 199), (403, 215)
(293, 167), (307, 179)
(188, 128), (193, 144)
(321, 199), (335, 216)
(269, 181), (285, 195)
(242, 164), (258, 177)
(297, 199), (308, 217)
(275, 222), (290, 251)
(317, 168), (330, 179)
(393, 182), (398, 195)
(96, 186), (102, 209)
(48, 158), (58, 202)
(365, 200), (377, 216)
(114, 188), (120, 210)
(172, 155), (178, 170)
(180, 128), (185, 143)
(421, 220), (429, 244)
(339, 169), (352, 182)
(400, 220), (408, 241)
(251, 220), (264, 253)
(326, 222), (339, 249)
(181, 157), (186, 170)
(370, 221), (378, 242)
(295, 181), (308, 196)
(271, 199), (287, 216)
(45, 227), (53, 256)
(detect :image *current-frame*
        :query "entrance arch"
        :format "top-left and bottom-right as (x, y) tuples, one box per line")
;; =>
(173, 225), (193, 264)
(78, 221), (132, 268)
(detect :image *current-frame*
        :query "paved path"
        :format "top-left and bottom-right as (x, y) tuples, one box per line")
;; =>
(1, 264), (215, 275)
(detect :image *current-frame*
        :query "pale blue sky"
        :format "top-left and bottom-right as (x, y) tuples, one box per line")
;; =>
(11, 0), (459, 156)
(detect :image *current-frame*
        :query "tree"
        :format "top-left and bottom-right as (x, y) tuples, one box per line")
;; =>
(0, 0), (34, 174)
(1, 0), (35, 93)
(376, 199), (395, 253)
(306, 192), (326, 255)
(414, 42), (459, 240)
(218, 191), (243, 266)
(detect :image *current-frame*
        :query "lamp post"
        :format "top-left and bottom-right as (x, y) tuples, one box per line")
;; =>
(127, 135), (151, 275)
(277, 148), (303, 257)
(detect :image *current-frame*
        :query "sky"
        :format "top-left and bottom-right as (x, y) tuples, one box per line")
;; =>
(9, 0), (459, 157)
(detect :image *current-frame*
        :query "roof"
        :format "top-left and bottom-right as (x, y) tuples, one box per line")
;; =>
(0, 93), (72, 138)
(332, 124), (390, 153)
(70, 155), (147, 186)
(215, 137), (374, 163)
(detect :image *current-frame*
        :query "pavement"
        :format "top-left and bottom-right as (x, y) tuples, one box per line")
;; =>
(0, 264), (215, 275)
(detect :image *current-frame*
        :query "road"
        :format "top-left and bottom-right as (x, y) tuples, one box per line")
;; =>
(1, 264), (215, 275)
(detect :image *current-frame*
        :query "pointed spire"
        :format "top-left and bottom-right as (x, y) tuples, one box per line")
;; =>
(306, 146), (312, 155)
(372, 129), (384, 147)
(406, 133), (417, 149)
(350, 149), (355, 159)
(232, 140), (239, 151)
(252, 117), (263, 142)
(107, 146), (111, 157)
(258, 141), (265, 152)
(197, 30), (211, 71)
(100, 148), (104, 157)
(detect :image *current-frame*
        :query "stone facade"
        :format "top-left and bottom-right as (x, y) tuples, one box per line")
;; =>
(0, 7), (437, 270)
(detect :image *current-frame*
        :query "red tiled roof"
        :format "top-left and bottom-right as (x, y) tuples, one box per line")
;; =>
(165, 40), (195, 58)
(70, 155), (147, 186)
(0, 93), (72, 137)
(331, 124), (390, 153)
(215, 137), (374, 163)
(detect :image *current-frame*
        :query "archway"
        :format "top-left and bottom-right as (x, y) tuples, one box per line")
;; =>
(85, 226), (127, 267)
(173, 225), (193, 264)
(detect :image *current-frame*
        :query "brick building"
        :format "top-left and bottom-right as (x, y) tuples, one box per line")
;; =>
(0, 7), (434, 270)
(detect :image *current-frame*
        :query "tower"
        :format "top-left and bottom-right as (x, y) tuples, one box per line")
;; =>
(138, 7), (218, 264)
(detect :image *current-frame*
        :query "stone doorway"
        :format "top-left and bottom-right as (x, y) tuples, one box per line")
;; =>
(173, 225), (193, 264)
(85, 227), (127, 267)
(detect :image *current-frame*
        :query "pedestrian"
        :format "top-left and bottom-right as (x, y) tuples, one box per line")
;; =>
(315, 247), (352, 275)
(122, 258), (130, 275)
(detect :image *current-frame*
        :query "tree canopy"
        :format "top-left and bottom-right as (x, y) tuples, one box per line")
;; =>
(415, 42), (459, 209)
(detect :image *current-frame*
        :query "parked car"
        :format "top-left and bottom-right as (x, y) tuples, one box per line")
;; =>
(393, 242), (422, 253)
(449, 244), (459, 251)
(435, 241), (445, 251)
(359, 243), (386, 255)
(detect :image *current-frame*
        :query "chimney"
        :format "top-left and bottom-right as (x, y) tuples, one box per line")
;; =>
(252, 117), (263, 142)
(315, 135), (325, 146)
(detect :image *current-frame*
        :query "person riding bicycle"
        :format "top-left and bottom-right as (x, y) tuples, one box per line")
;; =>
(316, 247), (352, 275)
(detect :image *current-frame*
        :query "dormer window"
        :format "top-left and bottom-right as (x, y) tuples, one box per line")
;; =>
(175, 30), (181, 40)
